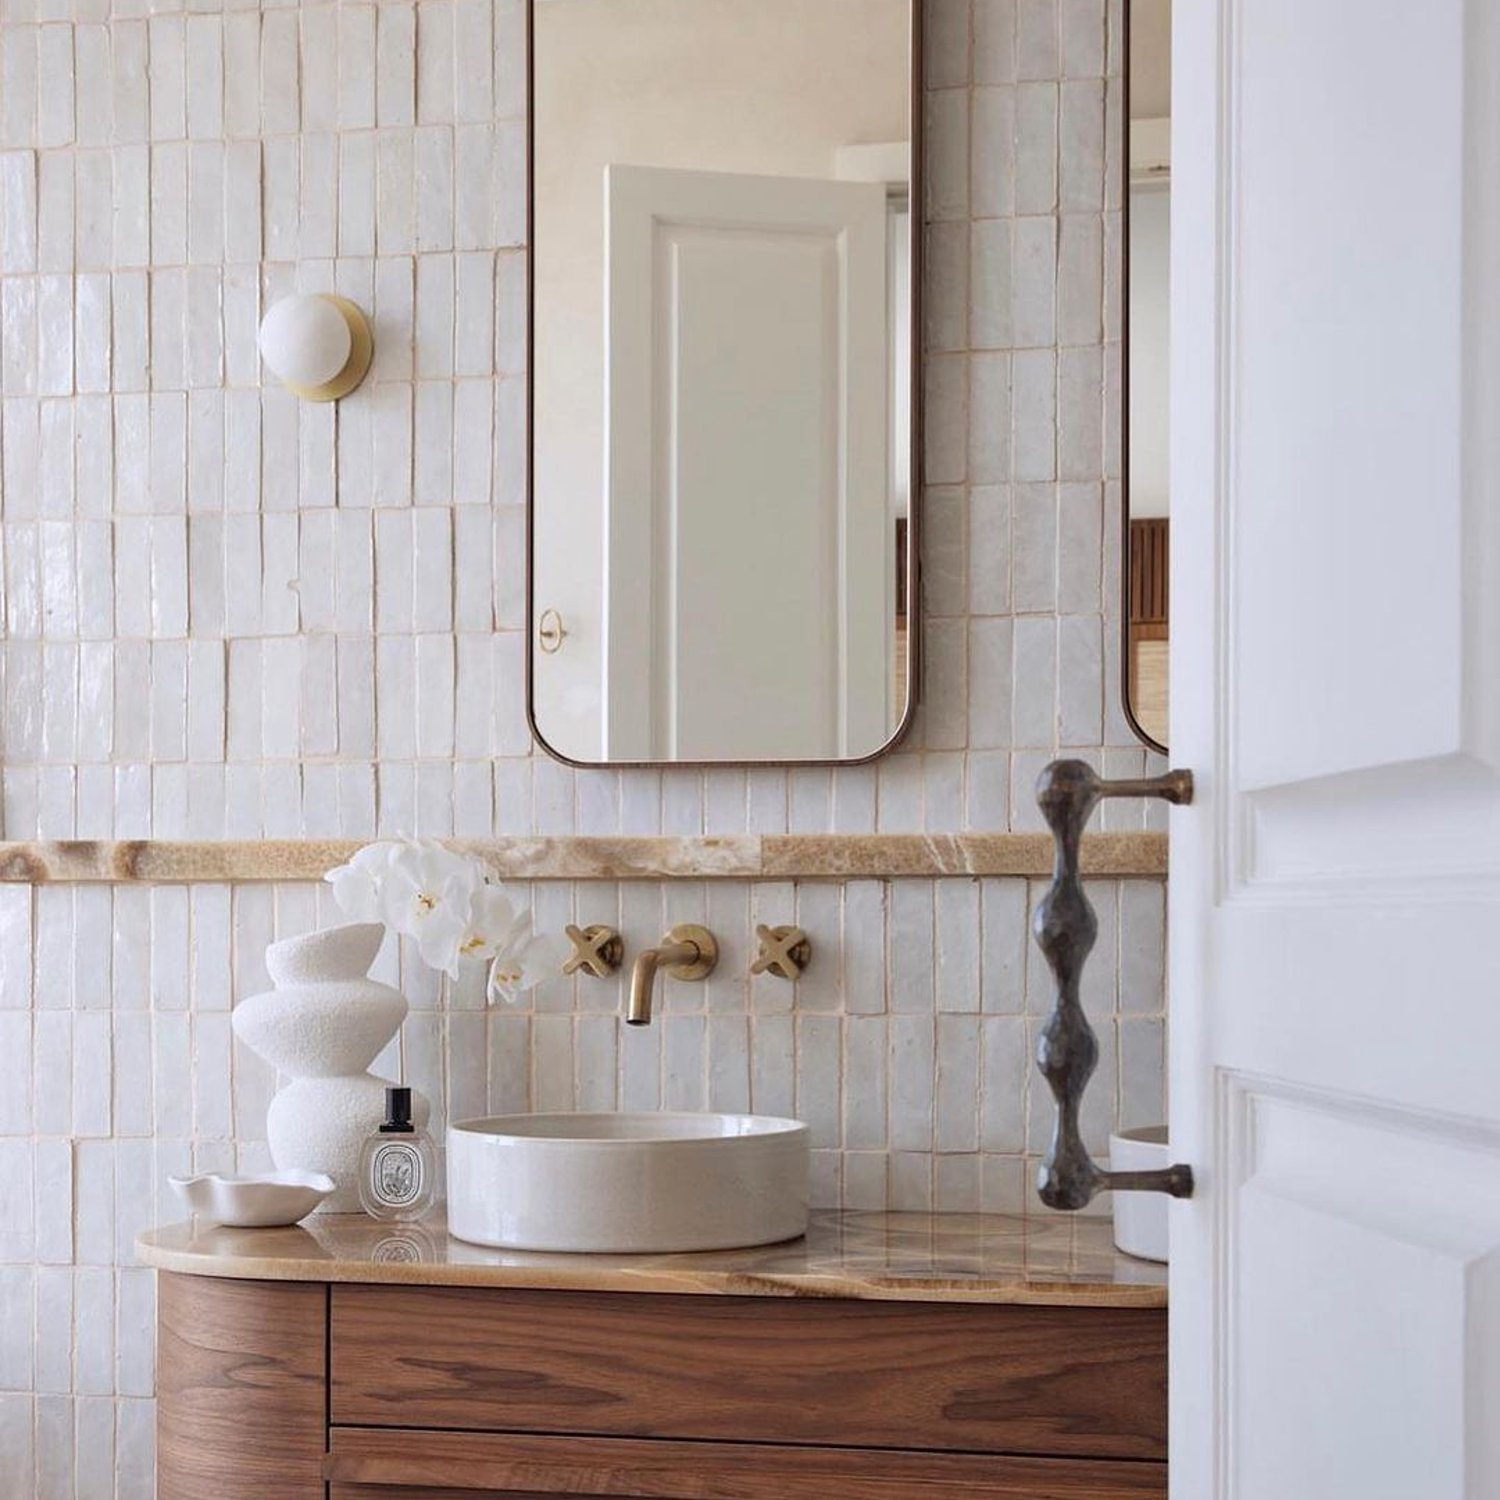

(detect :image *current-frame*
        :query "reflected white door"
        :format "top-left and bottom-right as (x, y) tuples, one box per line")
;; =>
(1172, 3), (1500, 1496)
(604, 165), (890, 761)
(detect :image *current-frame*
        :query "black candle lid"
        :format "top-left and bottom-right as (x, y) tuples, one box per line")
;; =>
(380, 1086), (415, 1134)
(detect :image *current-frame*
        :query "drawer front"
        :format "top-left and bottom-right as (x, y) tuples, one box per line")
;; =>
(332, 1492), (575, 1500)
(330, 1286), (1166, 1461)
(326, 1427), (1170, 1499)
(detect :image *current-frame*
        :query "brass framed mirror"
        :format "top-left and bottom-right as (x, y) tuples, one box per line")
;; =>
(1123, 0), (1171, 753)
(527, 0), (922, 767)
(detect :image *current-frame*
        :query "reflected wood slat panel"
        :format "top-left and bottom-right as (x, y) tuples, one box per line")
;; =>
(157, 1273), (327, 1500)
(325, 1429), (1168, 1499)
(0, 832), (1166, 883)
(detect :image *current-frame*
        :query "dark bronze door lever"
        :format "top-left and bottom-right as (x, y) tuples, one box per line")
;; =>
(1033, 760), (1195, 1211)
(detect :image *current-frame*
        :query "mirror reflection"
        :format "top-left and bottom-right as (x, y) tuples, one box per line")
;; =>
(530, 0), (917, 765)
(1126, 0), (1170, 750)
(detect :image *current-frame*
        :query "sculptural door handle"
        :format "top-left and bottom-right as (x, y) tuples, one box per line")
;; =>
(1033, 760), (1196, 1211)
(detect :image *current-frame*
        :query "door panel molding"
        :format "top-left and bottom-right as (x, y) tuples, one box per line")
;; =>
(1234, 755), (1500, 902)
(1211, 0), (1495, 905)
(1220, 1071), (1500, 1498)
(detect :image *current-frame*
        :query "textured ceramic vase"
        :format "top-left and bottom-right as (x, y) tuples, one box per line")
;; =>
(232, 923), (427, 1212)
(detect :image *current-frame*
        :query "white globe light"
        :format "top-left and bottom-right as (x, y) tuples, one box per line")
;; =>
(258, 294), (354, 390)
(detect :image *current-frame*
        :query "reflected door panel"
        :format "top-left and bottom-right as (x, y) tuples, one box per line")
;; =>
(604, 166), (890, 761)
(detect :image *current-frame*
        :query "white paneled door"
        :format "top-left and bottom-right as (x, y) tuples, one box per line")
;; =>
(603, 165), (891, 762)
(1171, 2), (1500, 1496)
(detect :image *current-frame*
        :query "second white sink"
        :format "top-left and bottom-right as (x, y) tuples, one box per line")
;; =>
(447, 1112), (809, 1253)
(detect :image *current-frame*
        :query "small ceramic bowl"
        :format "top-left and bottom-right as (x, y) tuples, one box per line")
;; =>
(170, 1170), (335, 1228)
(1109, 1126), (1171, 1263)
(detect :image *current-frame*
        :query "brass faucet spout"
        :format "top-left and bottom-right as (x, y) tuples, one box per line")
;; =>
(625, 926), (718, 1026)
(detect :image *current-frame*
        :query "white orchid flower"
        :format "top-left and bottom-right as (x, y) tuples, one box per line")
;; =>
(324, 840), (404, 922)
(469, 890), (567, 1005)
(459, 882), (523, 961)
(379, 839), (483, 980)
(322, 839), (560, 993)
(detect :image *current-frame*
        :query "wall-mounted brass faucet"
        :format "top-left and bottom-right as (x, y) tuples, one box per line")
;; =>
(626, 925), (718, 1025)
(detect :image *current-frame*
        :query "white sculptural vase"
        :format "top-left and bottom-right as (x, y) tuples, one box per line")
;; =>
(232, 923), (427, 1212)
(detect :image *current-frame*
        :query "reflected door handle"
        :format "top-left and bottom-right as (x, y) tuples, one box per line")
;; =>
(1033, 760), (1196, 1211)
(537, 608), (568, 655)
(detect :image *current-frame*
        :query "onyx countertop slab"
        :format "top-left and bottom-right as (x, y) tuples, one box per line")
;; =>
(138, 1207), (1166, 1307)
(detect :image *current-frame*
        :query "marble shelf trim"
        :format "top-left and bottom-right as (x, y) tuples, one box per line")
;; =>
(0, 833), (1166, 885)
(136, 1209), (1167, 1308)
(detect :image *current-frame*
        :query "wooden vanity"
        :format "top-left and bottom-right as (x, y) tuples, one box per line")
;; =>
(138, 1210), (1167, 1499)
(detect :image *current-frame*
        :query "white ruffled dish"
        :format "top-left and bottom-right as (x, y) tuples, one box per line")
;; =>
(170, 1170), (336, 1228)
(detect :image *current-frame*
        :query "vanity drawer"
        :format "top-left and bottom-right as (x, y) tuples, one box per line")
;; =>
(325, 1427), (1169, 1498)
(329, 1286), (1166, 1461)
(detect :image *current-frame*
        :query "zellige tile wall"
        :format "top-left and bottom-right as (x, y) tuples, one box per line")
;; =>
(0, 0), (1166, 1494)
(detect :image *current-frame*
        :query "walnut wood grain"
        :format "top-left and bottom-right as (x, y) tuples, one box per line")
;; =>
(330, 1286), (1166, 1462)
(326, 1428), (1168, 1498)
(156, 1272), (328, 1500)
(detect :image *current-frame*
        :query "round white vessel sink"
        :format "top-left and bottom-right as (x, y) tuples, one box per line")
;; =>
(447, 1112), (810, 1253)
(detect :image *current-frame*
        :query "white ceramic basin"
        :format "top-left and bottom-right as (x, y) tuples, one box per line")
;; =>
(447, 1112), (810, 1253)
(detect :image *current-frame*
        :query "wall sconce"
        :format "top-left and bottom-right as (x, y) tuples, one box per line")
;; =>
(258, 293), (374, 402)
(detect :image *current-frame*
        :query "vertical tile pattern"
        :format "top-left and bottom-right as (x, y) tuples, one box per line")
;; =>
(0, 1), (1165, 1492)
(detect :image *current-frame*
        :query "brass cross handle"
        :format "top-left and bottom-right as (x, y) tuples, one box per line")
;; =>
(562, 924), (623, 979)
(751, 924), (811, 981)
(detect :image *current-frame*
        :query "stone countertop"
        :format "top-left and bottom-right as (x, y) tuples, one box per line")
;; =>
(137, 1208), (1166, 1308)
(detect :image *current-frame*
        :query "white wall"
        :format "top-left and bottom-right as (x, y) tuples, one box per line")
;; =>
(0, 1), (1165, 1493)
(532, 0), (911, 756)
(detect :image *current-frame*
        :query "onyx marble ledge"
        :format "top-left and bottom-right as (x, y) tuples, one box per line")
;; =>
(138, 1207), (1166, 1307)
(0, 831), (1166, 883)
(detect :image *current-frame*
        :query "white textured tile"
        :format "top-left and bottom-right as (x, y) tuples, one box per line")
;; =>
(889, 1016), (935, 1151)
(790, 883), (839, 1013)
(924, 220), (968, 354)
(1058, 342), (1103, 480)
(831, 764), (876, 834)
(115, 1399), (154, 1500)
(750, 1012), (794, 1119)
(795, 1014), (840, 1148)
(705, 1013), (748, 1113)
(0, 27), (37, 150)
(453, 0), (494, 120)
(662, 1015), (707, 1112)
(924, 88), (968, 223)
(1009, 348), (1056, 482)
(1013, 80), (1057, 215)
(24, 155), (60, 279)
(338, 5), (378, 129)
(1016, 0), (1059, 78)
(889, 882), (934, 1015)
(969, 218), (1010, 350)
(876, 753), (922, 833)
(619, 1012), (661, 1114)
(0, 153), (37, 273)
(966, 350), (1009, 483)
(842, 1015), (887, 1149)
